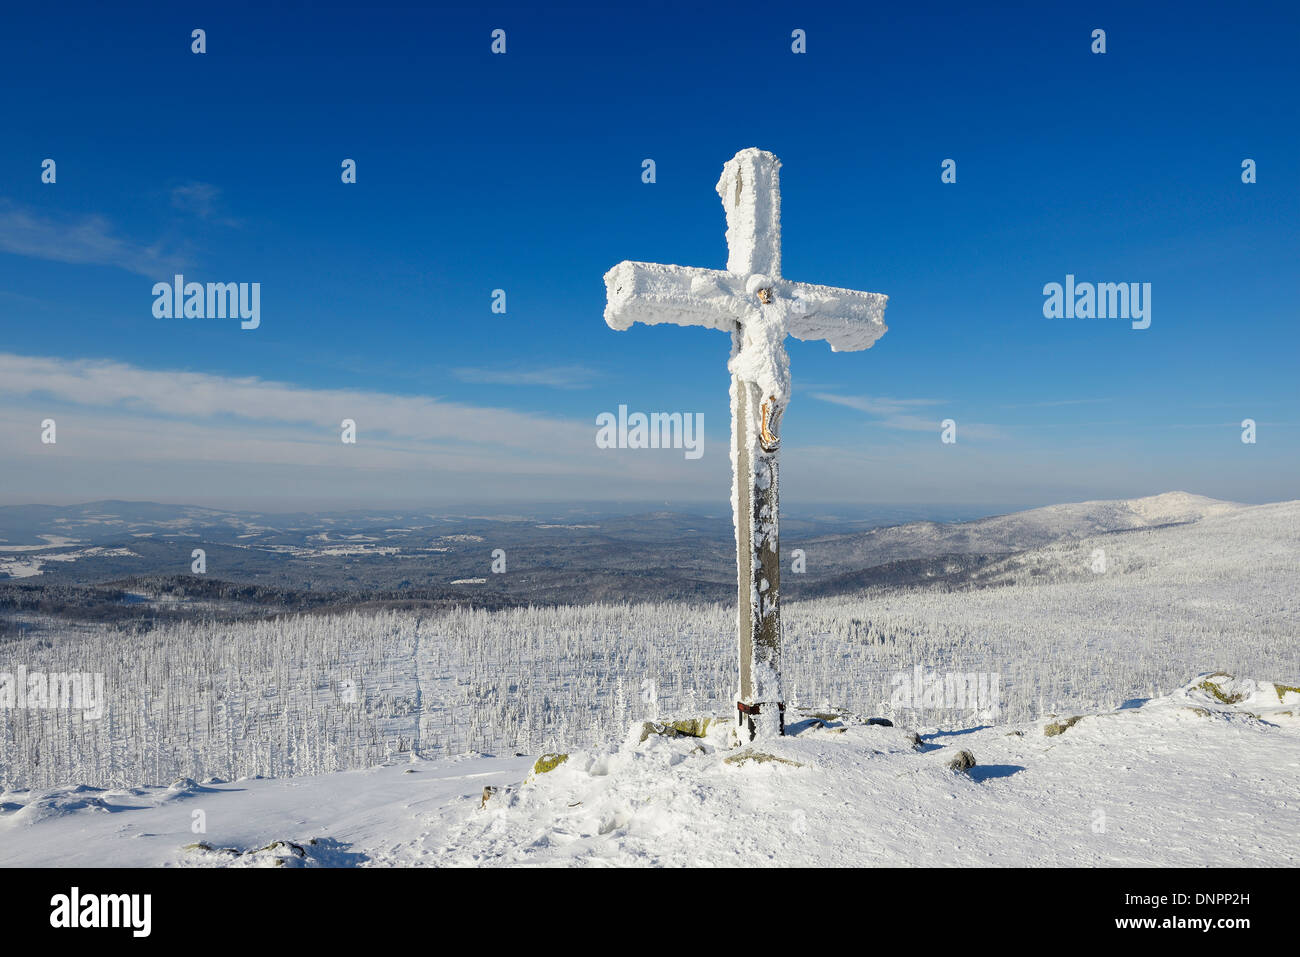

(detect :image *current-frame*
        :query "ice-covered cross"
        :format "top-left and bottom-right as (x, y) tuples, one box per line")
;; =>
(603, 148), (889, 740)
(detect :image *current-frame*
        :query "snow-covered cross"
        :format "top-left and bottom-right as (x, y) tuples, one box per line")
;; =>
(603, 148), (889, 740)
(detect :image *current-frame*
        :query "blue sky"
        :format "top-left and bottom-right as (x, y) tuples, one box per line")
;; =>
(1, 1), (1297, 511)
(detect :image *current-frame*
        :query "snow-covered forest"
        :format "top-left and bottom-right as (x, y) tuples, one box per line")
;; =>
(2, 499), (1295, 790)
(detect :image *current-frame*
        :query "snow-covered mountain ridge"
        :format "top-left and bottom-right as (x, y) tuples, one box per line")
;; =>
(802, 491), (1252, 575)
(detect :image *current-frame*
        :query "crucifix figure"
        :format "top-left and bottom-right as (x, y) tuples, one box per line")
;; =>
(603, 148), (888, 740)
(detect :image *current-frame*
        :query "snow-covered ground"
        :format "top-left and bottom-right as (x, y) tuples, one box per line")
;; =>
(0, 492), (1296, 866)
(2, 674), (1295, 867)
(0, 545), (137, 579)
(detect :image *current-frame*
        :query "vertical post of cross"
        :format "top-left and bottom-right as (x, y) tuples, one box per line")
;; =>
(603, 147), (888, 742)
(718, 149), (785, 740)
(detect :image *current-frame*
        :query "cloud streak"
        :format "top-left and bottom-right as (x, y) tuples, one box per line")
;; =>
(0, 353), (727, 505)
(0, 200), (182, 277)
(0, 353), (592, 451)
(450, 364), (602, 390)
(170, 182), (240, 227)
(2, 357), (1268, 509)
(809, 392), (1005, 440)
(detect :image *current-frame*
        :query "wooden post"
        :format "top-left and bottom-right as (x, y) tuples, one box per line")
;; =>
(733, 338), (783, 741)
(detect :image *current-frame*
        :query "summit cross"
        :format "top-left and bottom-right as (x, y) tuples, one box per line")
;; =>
(602, 148), (889, 740)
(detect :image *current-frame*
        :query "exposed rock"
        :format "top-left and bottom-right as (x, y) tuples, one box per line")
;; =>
(1197, 675), (1245, 705)
(181, 836), (357, 867)
(532, 753), (569, 775)
(257, 840), (306, 858)
(182, 841), (237, 855)
(947, 750), (976, 773)
(667, 717), (715, 737)
(637, 717), (718, 743)
(1044, 716), (1084, 736)
(724, 750), (805, 768)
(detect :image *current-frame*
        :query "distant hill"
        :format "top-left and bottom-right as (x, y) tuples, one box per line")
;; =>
(0, 492), (1279, 615)
(797, 491), (1245, 573)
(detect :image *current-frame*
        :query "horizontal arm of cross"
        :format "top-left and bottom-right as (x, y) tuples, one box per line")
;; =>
(778, 279), (888, 352)
(605, 260), (888, 353)
(603, 261), (748, 334)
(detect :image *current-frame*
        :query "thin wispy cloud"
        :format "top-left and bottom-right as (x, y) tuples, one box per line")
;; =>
(1167, 421), (1284, 430)
(0, 200), (182, 277)
(170, 182), (240, 226)
(998, 397), (1114, 410)
(0, 290), (49, 310)
(450, 364), (602, 390)
(810, 392), (1005, 440)
(0, 353), (1281, 508)
(810, 394), (944, 416)
(0, 353), (588, 450)
(0, 353), (724, 505)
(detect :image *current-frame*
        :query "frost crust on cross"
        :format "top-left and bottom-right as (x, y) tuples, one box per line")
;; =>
(602, 148), (888, 739)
